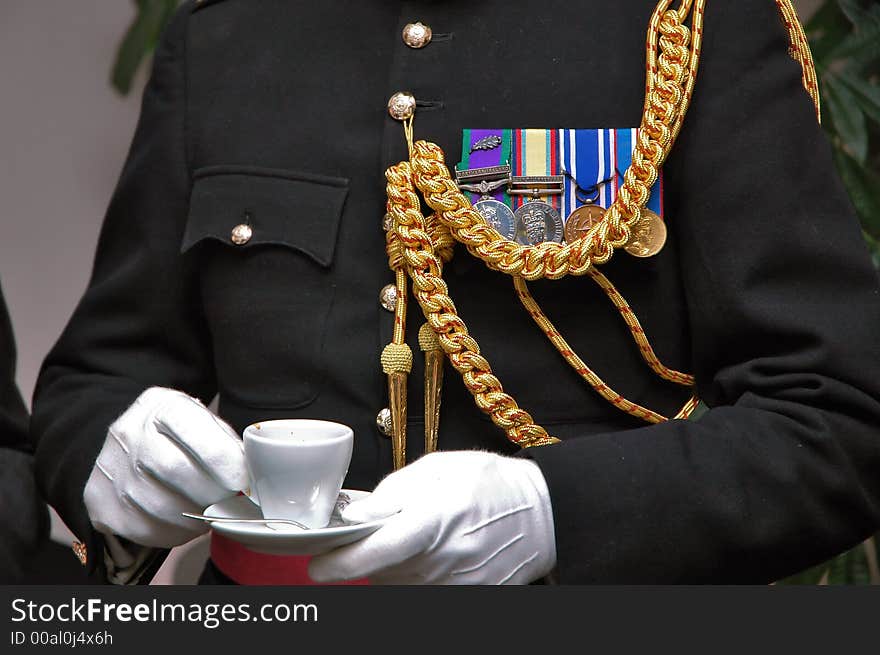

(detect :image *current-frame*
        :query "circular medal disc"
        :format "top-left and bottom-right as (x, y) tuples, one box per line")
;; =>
(624, 209), (667, 258)
(514, 201), (564, 245)
(473, 198), (517, 242)
(564, 204), (606, 244)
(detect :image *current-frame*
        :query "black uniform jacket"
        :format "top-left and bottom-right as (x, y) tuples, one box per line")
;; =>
(31, 0), (880, 583)
(1, 282), (47, 583)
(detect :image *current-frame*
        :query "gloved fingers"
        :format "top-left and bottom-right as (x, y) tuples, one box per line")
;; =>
(135, 433), (240, 507)
(340, 455), (439, 525)
(120, 475), (207, 530)
(362, 561), (432, 585)
(85, 468), (206, 548)
(308, 511), (436, 582)
(340, 490), (405, 524)
(151, 394), (247, 491)
(368, 565), (490, 585)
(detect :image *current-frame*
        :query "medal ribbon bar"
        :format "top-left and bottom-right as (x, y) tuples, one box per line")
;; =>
(459, 129), (512, 205)
(512, 129), (562, 211)
(559, 128), (664, 221)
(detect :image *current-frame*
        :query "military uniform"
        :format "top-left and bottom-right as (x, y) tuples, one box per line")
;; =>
(0, 281), (48, 583)
(31, 0), (880, 583)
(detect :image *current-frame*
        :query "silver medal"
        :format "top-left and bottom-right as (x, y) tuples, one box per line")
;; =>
(514, 201), (564, 245)
(474, 198), (517, 241)
(455, 164), (516, 243)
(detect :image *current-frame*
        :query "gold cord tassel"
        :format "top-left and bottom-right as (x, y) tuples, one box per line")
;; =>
(419, 323), (444, 454)
(381, 268), (412, 470)
(381, 343), (412, 470)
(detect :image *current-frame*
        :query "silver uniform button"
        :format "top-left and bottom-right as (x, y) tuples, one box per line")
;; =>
(383, 213), (394, 232)
(376, 408), (393, 436)
(402, 22), (432, 49)
(387, 92), (416, 121)
(380, 283), (398, 312)
(230, 223), (253, 245)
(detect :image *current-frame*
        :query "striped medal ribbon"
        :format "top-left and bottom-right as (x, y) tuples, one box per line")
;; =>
(560, 128), (666, 254)
(511, 129), (564, 245)
(458, 129), (516, 241)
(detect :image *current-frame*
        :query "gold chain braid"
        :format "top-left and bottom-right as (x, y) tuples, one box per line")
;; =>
(386, 161), (559, 448)
(774, 0), (822, 122)
(385, 0), (705, 447)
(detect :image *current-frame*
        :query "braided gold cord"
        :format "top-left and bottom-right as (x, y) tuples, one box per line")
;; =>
(673, 394), (702, 420)
(513, 277), (666, 424)
(586, 270), (694, 387)
(387, 161), (560, 448)
(381, 342), (413, 375)
(774, 0), (822, 122)
(385, 0), (707, 448)
(383, 209), (413, 469)
(513, 276), (697, 423)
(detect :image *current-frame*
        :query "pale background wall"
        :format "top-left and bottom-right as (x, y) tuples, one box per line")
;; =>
(0, 0), (821, 583)
(0, 0), (204, 585)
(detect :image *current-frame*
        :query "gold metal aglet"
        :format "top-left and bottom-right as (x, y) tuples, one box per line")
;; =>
(388, 371), (408, 470)
(419, 322), (444, 454)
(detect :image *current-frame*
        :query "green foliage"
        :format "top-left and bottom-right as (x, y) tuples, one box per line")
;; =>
(780, 538), (880, 585)
(792, 1), (880, 582)
(111, 0), (181, 95)
(807, 0), (880, 262)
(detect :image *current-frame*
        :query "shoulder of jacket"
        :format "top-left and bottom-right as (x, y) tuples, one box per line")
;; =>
(190, 0), (232, 13)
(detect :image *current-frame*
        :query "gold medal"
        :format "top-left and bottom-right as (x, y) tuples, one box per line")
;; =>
(564, 204), (606, 244)
(624, 209), (666, 257)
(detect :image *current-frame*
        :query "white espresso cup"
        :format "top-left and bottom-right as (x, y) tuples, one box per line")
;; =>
(242, 419), (354, 528)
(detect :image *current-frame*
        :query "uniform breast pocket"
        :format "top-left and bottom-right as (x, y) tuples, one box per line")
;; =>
(182, 166), (349, 409)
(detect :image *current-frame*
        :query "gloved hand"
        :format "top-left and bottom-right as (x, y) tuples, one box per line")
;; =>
(309, 450), (557, 585)
(83, 387), (247, 548)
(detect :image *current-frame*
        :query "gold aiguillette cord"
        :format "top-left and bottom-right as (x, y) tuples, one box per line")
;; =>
(419, 323), (444, 454)
(382, 248), (412, 470)
(381, 118), (449, 469)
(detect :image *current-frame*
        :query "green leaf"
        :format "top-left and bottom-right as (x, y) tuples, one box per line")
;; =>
(825, 548), (850, 584)
(685, 401), (709, 421)
(837, 0), (880, 28)
(865, 234), (880, 270)
(778, 561), (830, 585)
(823, 75), (869, 163)
(828, 545), (868, 584)
(837, 70), (880, 126)
(824, 23), (880, 64)
(807, 2), (852, 67)
(111, 0), (180, 95)
(865, 231), (880, 270)
(832, 149), (880, 239)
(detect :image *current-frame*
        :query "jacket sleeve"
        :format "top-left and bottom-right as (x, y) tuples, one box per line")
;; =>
(0, 281), (49, 583)
(0, 279), (28, 452)
(526, 0), (880, 583)
(30, 3), (214, 578)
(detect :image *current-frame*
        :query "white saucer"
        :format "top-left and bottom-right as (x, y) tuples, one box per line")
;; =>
(203, 490), (387, 556)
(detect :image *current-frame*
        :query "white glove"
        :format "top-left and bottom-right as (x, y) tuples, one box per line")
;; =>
(83, 387), (247, 548)
(309, 451), (557, 585)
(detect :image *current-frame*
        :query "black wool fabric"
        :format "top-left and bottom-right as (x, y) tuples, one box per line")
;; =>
(31, 0), (880, 583)
(0, 280), (48, 583)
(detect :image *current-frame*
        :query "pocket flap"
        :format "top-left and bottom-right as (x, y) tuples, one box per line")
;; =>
(182, 166), (350, 267)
